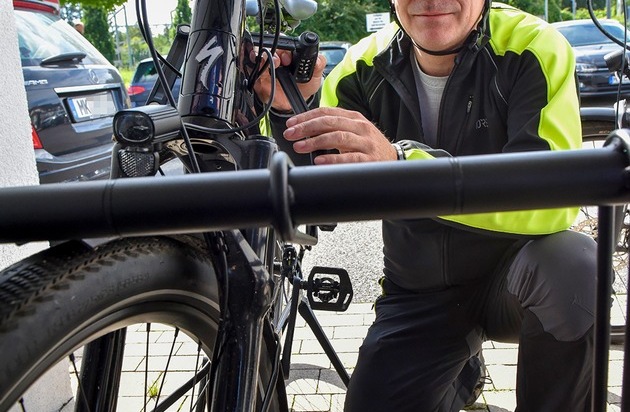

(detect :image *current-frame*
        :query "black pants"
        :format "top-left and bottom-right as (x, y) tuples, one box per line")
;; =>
(344, 230), (596, 412)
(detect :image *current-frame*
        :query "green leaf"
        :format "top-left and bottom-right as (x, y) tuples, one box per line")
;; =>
(61, 0), (126, 12)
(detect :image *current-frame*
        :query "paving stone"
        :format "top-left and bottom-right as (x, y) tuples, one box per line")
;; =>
(316, 369), (346, 394)
(291, 393), (331, 411)
(299, 338), (364, 354)
(485, 365), (517, 391)
(68, 303), (623, 411)
(483, 390), (517, 412)
(331, 325), (370, 339)
(482, 348), (518, 366)
(314, 314), (365, 327)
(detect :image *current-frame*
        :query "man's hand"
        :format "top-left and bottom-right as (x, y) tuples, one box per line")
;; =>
(283, 107), (398, 165)
(252, 49), (327, 112)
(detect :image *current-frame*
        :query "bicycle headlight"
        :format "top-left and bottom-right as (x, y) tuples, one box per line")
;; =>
(113, 104), (181, 146)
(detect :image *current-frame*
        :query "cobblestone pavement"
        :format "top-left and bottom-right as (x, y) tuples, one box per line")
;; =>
(106, 298), (625, 412)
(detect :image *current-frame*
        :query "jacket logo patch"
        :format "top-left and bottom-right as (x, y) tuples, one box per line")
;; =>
(476, 118), (488, 129)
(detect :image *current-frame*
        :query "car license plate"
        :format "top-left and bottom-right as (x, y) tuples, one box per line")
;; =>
(67, 92), (117, 122)
(609, 74), (630, 85)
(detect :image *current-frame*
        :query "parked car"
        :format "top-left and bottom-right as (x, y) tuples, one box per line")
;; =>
(319, 41), (351, 76)
(552, 19), (630, 97)
(14, 0), (129, 184)
(128, 58), (181, 107)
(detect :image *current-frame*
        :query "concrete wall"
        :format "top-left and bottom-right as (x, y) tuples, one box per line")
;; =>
(0, 0), (47, 267)
(0, 0), (71, 410)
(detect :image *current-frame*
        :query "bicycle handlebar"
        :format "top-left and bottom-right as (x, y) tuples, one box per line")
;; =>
(1, 133), (630, 244)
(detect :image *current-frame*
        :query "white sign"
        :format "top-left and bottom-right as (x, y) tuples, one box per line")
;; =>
(366, 12), (390, 33)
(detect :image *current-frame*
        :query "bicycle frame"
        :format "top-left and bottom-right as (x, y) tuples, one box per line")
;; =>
(180, 0), (245, 126)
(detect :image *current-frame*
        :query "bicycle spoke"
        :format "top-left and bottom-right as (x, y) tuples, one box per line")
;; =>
(190, 377), (210, 412)
(153, 328), (179, 411)
(189, 341), (202, 412)
(145, 323), (151, 412)
(69, 352), (92, 412)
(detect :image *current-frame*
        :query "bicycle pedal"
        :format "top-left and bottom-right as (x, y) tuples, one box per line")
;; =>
(307, 266), (353, 312)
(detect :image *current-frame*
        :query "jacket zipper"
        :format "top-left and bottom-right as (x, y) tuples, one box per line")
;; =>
(453, 95), (474, 154)
(442, 98), (473, 286)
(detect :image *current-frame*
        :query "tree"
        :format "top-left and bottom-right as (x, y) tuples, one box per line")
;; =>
(561, 0), (607, 8)
(505, 0), (567, 22)
(108, 24), (174, 67)
(295, 0), (387, 43)
(60, 3), (82, 24)
(173, 0), (192, 26)
(83, 6), (116, 63)
(169, 0), (193, 39)
(61, 0), (126, 11)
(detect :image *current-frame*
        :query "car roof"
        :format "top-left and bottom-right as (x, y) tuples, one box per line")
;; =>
(320, 41), (351, 49)
(551, 19), (622, 28)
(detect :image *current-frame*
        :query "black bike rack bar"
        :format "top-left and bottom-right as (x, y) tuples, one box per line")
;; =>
(0, 140), (629, 244)
(593, 206), (615, 412)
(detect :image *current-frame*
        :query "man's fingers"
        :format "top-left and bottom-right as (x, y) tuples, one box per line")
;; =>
(291, 130), (370, 155)
(284, 115), (341, 141)
(286, 107), (353, 127)
(284, 112), (367, 143)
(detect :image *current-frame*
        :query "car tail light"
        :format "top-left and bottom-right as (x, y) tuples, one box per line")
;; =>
(127, 85), (146, 96)
(13, 0), (59, 14)
(31, 126), (43, 149)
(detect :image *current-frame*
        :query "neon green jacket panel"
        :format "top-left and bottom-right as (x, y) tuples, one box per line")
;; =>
(321, 4), (581, 236)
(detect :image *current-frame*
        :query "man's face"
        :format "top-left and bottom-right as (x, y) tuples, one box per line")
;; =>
(393, 0), (485, 52)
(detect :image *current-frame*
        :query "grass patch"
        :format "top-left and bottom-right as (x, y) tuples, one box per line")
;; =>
(118, 67), (134, 88)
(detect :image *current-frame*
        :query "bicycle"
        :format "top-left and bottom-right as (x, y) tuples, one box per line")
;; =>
(1, 0), (353, 410)
(0, 1), (629, 412)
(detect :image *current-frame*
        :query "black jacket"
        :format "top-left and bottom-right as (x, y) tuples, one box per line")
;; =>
(273, 5), (582, 290)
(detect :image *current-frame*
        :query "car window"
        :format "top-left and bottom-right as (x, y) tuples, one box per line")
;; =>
(132, 61), (158, 84)
(321, 48), (347, 66)
(557, 23), (629, 47)
(15, 8), (111, 67)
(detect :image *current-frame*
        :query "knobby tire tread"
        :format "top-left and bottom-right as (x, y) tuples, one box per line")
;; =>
(0, 236), (222, 410)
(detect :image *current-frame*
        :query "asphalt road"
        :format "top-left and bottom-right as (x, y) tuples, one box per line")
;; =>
(300, 221), (385, 304)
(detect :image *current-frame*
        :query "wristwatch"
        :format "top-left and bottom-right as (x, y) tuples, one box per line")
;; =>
(392, 143), (406, 160)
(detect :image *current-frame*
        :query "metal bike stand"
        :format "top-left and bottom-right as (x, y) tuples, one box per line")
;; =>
(278, 244), (352, 388)
(280, 292), (350, 387)
(598, 134), (630, 412)
(298, 297), (351, 386)
(593, 205), (616, 411)
(623, 262), (630, 411)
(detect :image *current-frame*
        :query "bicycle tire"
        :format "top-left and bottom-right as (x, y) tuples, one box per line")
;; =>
(0, 236), (286, 411)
